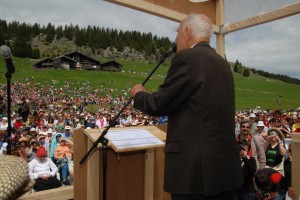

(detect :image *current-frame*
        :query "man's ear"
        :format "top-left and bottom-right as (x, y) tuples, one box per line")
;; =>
(185, 26), (192, 42)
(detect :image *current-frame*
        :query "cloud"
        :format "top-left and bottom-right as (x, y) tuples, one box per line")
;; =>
(225, 14), (300, 79)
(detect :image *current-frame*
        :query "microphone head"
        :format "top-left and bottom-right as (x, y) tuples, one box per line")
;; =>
(0, 45), (12, 59)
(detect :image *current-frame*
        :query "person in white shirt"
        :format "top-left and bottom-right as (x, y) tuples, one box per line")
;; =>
(28, 146), (61, 191)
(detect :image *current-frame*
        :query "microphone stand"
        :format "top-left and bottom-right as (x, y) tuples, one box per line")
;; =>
(5, 70), (13, 155)
(80, 46), (176, 200)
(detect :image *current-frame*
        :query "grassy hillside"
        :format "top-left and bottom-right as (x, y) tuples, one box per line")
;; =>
(0, 56), (299, 111)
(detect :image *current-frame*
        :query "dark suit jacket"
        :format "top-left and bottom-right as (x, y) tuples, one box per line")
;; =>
(134, 42), (243, 196)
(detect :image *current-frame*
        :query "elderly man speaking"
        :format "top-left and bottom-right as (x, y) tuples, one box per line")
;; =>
(131, 14), (243, 200)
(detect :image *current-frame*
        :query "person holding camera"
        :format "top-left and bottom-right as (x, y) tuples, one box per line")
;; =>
(265, 128), (286, 174)
(236, 139), (257, 200)
(237, 120), (266, 170)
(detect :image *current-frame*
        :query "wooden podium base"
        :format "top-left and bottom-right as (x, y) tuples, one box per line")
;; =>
(74, 126), (171, 200)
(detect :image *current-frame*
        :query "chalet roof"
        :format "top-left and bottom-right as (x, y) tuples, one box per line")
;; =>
(64, 51), (100, 65)
(101, 60), (123, 67)
(32, 58), (53, 66)
(52, 55), (77, 63)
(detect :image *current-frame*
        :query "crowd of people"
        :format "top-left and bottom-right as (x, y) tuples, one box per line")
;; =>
(234, 109), (299, 199)
(0, 79), (299, 198)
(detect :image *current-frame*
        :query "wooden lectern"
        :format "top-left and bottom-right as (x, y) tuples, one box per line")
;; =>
(291, 133), (300, 199)
(73, 125), (171, 200)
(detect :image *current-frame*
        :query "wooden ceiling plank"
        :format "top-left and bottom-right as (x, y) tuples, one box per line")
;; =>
(222, 2), (300, 34)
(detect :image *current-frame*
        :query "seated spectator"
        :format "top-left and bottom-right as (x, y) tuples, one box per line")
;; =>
(27, 138), (39, 162)
(37, 133), (50, 157)
(54, 137), (73, 185)
(0, 142), (7, 154)
(84, 114), (95, 128)
(50, 133), (62, 160)
(28, 146), (62, 191)
(18, 137), (29, 161)
(62, 126), (72, 138)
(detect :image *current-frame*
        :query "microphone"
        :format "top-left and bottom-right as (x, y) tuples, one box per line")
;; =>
(160, 45), (177, 60)
(0, 45), (15, 74)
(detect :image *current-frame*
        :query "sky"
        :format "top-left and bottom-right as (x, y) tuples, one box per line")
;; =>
(0, 0), (299, 79)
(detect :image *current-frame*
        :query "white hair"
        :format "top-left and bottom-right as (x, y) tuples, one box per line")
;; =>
(182, 14), (212, 39)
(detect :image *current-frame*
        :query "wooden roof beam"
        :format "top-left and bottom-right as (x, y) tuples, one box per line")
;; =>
(222, 2), (300, 34)
(105, 0), (221, 33)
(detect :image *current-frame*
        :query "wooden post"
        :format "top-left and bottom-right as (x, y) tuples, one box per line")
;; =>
(291, 133), (300, 199)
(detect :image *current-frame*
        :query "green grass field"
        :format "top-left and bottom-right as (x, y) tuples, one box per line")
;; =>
(1, 56), (299, 111)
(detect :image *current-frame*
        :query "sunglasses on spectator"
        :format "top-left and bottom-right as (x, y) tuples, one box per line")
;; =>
(242, 126), (250, 129)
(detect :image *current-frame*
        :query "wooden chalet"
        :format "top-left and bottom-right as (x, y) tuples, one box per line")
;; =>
(53, 55), (77, 70)
(33, 51), (101, 70)
(32, 58), (54, 69)
(100, 60), (123, 72)
(65, 51), (100, 70)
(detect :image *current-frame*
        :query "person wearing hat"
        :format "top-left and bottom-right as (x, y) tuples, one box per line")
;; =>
(291, 114), (300, 132)
(249, 113), (258, 134)
(27, 138), (39, 162)
(28, 146), (62, 191)
(0, 116), (8, 131)
(0, 154), (34, 199)
(18, 137), (29, 161)
(47, 128), (54, 143)
(253, 121), (270, 151)
(37, 133), (50, 157)
(55, 125), (63, 134)
(54, 137), (73, 185)
(62, 126), (72, 138)
(29, 127), (37, 139)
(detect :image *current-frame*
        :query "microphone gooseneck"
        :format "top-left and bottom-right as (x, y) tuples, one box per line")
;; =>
(160, 45), (177, 61)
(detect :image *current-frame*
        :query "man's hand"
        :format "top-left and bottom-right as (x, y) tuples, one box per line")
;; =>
(130, 84), (146, 97)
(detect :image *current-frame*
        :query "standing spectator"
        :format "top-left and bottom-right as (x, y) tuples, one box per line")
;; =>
(265, 128), (286, 176)
(236, 139), (257, 200)
(249, 113), (258, 134)
(253, 121), (270, 151)
(20, 97), (30, 122)
(0, 96), (7, 117)
(237, 120), (266, 170)
(130, 13), (243, 199)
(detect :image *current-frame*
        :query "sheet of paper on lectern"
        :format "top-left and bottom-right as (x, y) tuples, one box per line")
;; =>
(106, 129), (164, 151)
